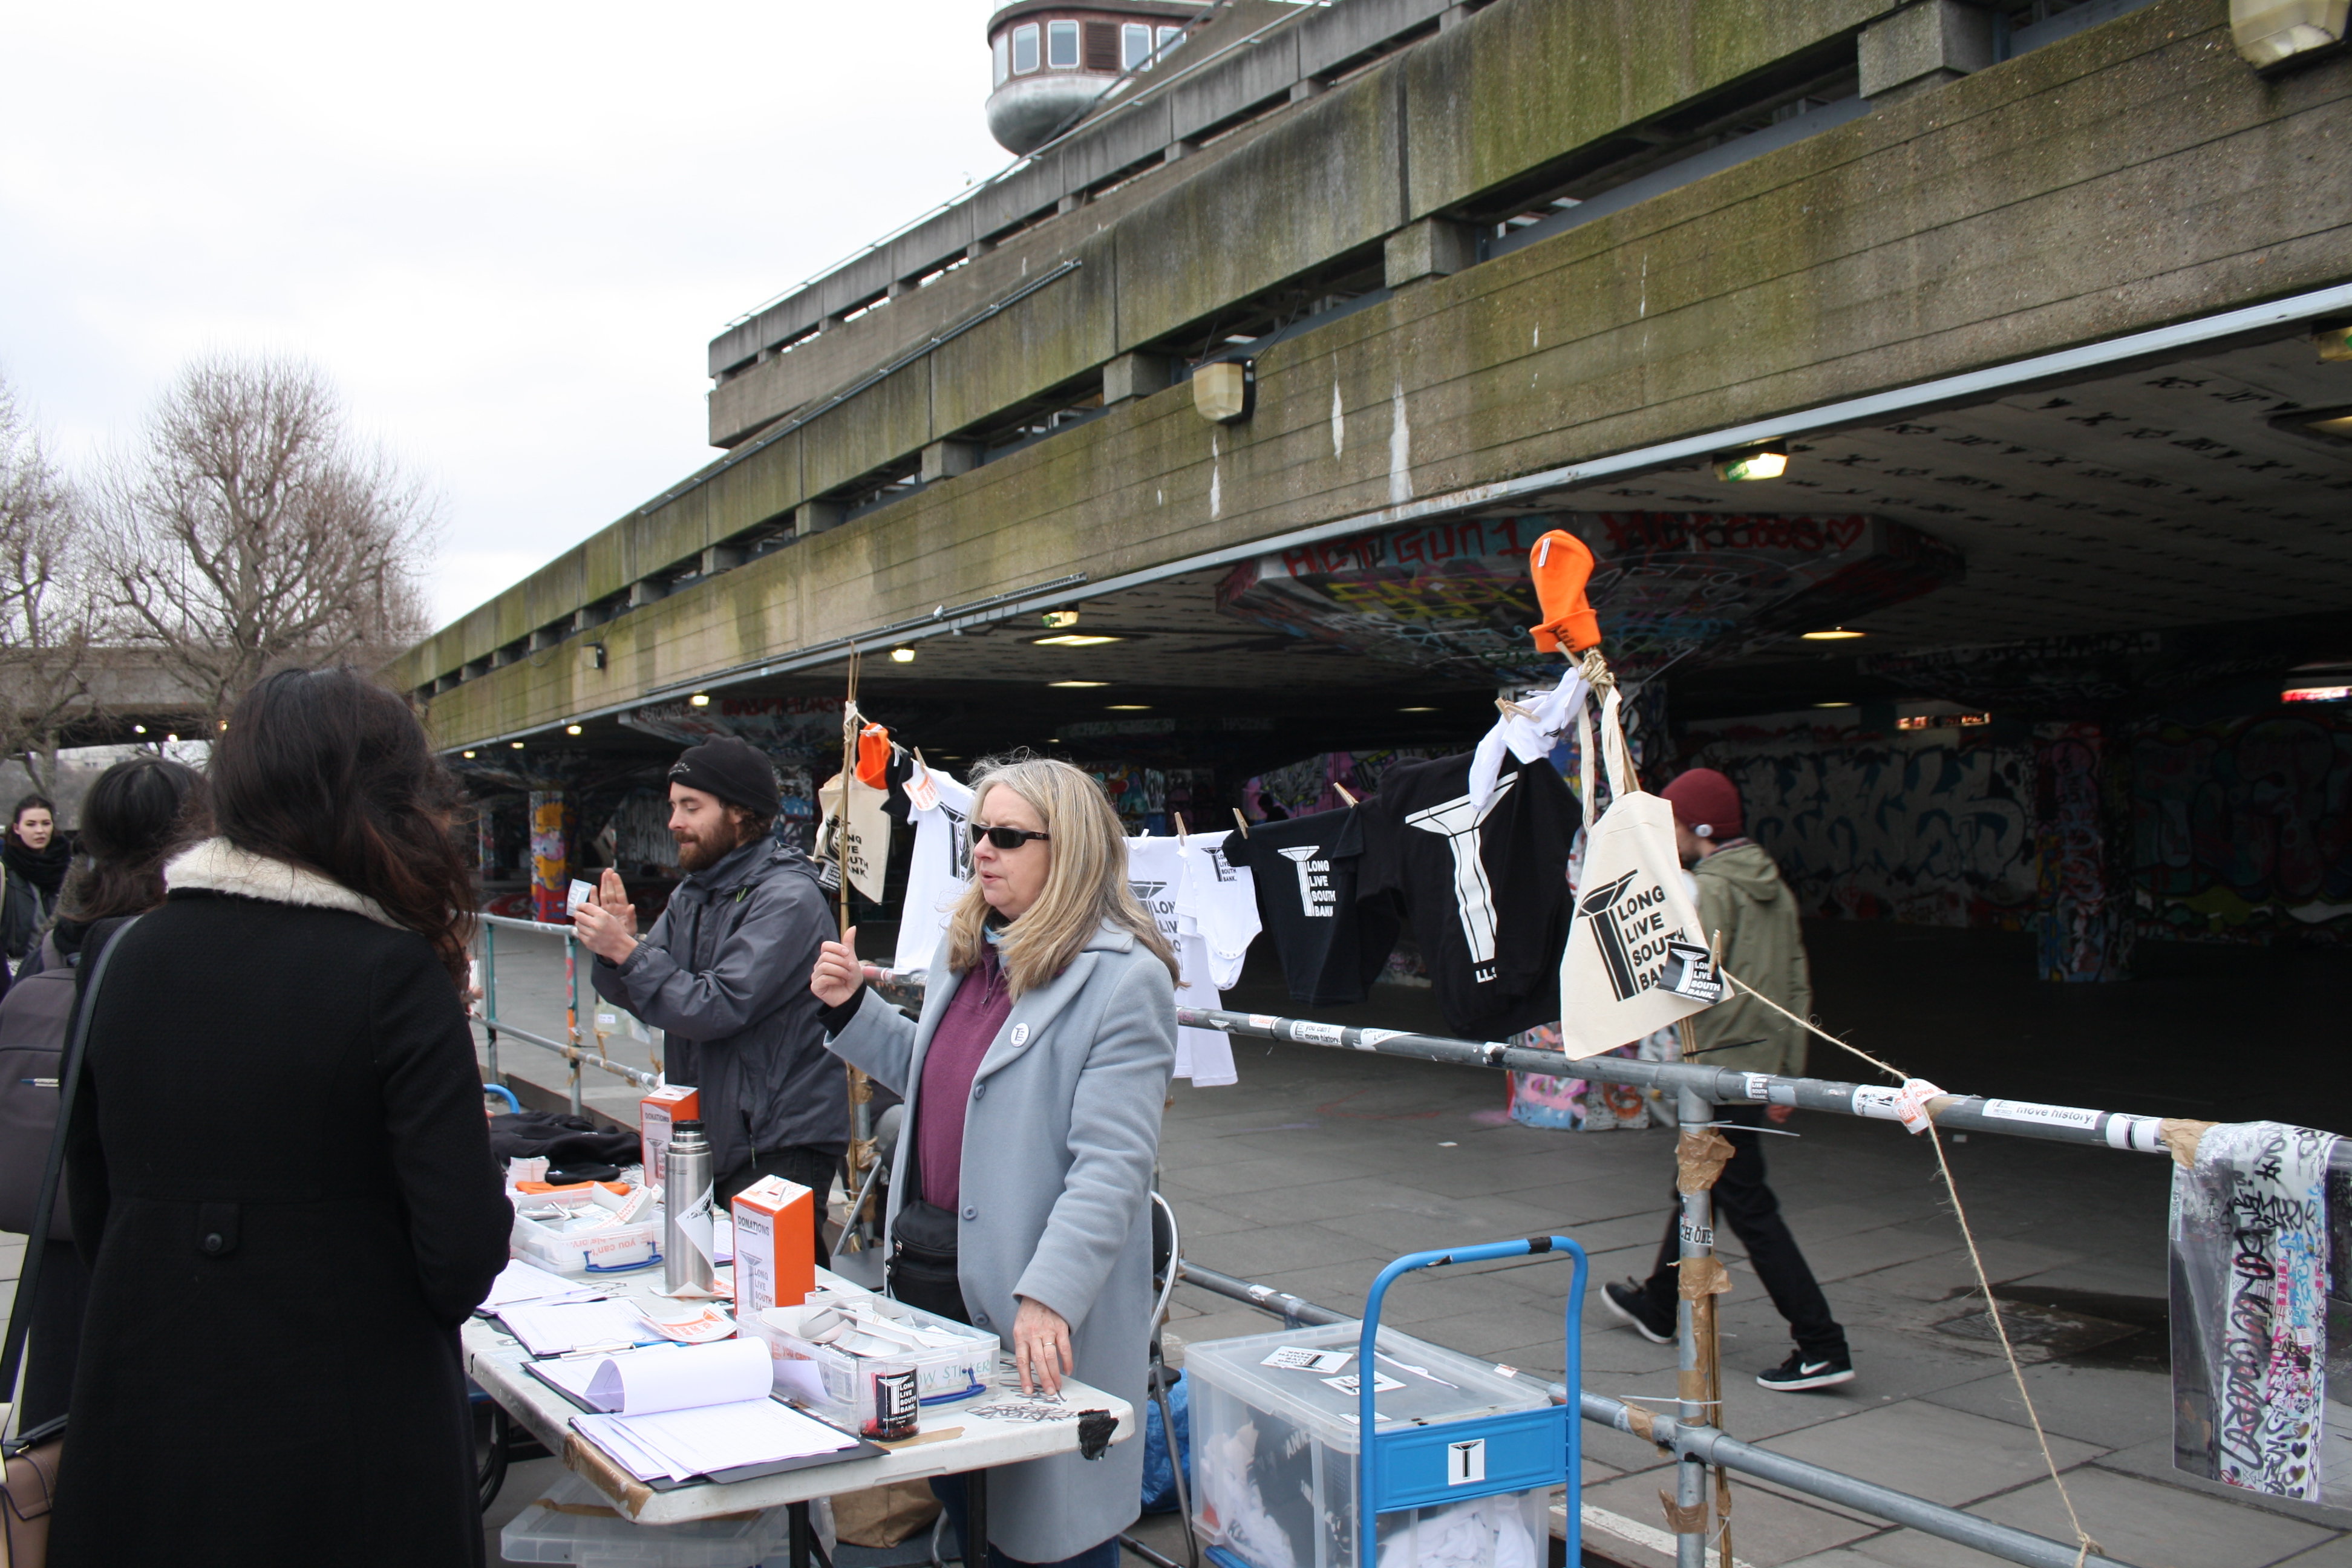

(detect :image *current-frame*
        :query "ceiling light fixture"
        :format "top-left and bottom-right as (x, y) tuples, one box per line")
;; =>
(1105, 704), (1152, 711)
(1801, 627), (1866, 641)
(566, 724), (583, 735)
(1398, 705), (1438, 712)
(511, 740), (525, 749)
(132, 724), (146, 734)
(689, 693), (711, 706)
(890, 645), (916, 663)
(1033, 633), (1123, 648)
(462, 750), (477, 758)
(1048, 680), (1109, 688)
(165, 733), (178, 742)
(1814, 701), (1855, 708)
(1713, 440), (1789, 482)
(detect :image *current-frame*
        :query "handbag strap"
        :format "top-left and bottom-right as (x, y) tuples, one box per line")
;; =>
(0, 913), (142, 1409)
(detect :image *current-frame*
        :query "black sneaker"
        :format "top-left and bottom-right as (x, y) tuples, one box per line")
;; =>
(1755, 1350), (1855, 1391)
(1600, 1281), (1675, 1345)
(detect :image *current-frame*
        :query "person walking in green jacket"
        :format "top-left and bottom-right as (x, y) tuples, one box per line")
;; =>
(1599, 766), (1855, 1391)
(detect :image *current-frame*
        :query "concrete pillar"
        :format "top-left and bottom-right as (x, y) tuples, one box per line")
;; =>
(627, 578), (668, 609)
(1383, 218), (1476, 289)
(886, 278), (913, 299)
(1057, 191), (1089, 216)
(1164, 139), (1198, 165)
(920, 440), (984, 482)
(1858, 0), (1996, 103)
(966, 238), (995, 262)
(1289, 78), (1326, 103)
(702, 543), (747, 575)
(529, 790), (572, 924)
(794, 500), (848, 539)
(528, 626), (563, 652)
(2031, 722), (2135, 982)
(490, 643), (520, 668)
(573, 604), (611, 635)
(1103, 352), (1175, 404)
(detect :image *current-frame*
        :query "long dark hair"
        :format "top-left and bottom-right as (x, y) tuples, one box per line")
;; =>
(58, 758), (207, 924)
(209, 667), (475, 984)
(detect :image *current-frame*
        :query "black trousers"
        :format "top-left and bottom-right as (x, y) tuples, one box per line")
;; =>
(716, 1145), (841, 1272)
(1639, 1104), (1849, 1362)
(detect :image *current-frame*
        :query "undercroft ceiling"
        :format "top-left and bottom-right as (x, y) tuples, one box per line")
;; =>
(545, 332), (2352, 761)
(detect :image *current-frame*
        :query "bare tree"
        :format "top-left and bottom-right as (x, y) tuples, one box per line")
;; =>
(94, 354), (439, 722)
(0, 371), (96, 794)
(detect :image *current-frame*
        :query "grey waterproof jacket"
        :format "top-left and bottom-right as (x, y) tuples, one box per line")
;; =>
(592, 838), (846, 1174)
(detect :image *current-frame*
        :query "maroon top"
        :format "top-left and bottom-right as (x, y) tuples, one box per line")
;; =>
(915, 947), (1013, 1211)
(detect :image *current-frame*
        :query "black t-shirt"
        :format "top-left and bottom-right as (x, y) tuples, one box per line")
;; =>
(1224, 806), (1400, 1006)
(1362, 752), (1575, 1040)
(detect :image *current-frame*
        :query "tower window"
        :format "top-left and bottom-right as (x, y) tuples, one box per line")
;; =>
(1122, 22), (1153, 69)
(1047, 19), (1079, 68)
(1083, 20), (1118, 71)
(1012, 22), (1039, 74)
(1157, 26), (1184, 58)
(993, 33), (1010, 86)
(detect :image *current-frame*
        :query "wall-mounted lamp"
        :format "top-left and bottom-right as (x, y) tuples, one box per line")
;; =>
(585, 642), (607, 671)
(2231, 0), (2348, 71)
(890, 646), (916, 664)
(1194, 360), (1255, 424)
(1714, 440), (1789, 482)
(690, 693), (711, 707)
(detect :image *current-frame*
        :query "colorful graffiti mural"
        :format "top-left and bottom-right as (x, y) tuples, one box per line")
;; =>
(1684, 721), (2036, 928)
(529, 789), (573, 923)
(1217, 512), (1963, 680)
(2132, 706), (2352, 946)
(2033, 722), (2134, 980)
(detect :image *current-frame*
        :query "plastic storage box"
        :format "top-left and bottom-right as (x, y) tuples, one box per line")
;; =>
(1184, 1322), (1552, 1568)
(742, 1287), (997, 1428)
(510, 1184), (663, 1275)
(499, 1471), (787, 1566)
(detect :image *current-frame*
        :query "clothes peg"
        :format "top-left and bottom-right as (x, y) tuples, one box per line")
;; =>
(1333, 783), (1360, 808)
(1174, 811), (1189, 846)
(1230, 808), (1251, 838)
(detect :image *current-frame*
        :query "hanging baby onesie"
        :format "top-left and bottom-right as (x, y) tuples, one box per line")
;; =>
(1126, 834), (1256, 1086)
(2169, 1119), (2348, 1505)
(1224, 806), (1400, 1006)
(893, 759), (976, 975)
(814, 770), (892, 904)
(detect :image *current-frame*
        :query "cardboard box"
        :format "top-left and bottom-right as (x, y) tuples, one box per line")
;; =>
(639, 1085), (699, 1184)
(732, 1174), (815, 1318)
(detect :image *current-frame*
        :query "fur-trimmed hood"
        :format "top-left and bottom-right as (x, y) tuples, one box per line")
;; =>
(163, 837), (402, 930)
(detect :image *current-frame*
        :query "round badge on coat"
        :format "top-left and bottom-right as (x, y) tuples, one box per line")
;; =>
(1010, 1023), (1030, 1046)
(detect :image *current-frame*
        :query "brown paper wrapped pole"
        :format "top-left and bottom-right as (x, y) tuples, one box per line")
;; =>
(838, 644), (876, 1253)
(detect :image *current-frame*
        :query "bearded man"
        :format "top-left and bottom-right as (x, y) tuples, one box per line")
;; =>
(579, 736), (841, 1257)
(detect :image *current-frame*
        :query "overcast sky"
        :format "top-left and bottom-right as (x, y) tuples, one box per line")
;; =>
(0, 0), (1010, 629)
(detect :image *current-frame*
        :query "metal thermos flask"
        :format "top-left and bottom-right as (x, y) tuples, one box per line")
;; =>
(663, 1120), (717, 1295)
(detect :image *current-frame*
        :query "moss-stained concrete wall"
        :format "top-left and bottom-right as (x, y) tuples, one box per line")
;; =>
(402, 1), (2352, 748)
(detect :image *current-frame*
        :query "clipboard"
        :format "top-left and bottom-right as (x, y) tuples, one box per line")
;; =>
(546, 1380), (886, 1490)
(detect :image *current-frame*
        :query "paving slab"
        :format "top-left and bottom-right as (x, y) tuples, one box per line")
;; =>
(1756, 1403), (2105, 1509)
(1919, 1364), (2172, 1452)
(1582, 1466), (1884, 1566)
(1967, 1465), (2342, 1568)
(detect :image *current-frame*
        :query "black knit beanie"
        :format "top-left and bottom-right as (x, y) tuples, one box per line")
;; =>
(667, 736), (780, 817)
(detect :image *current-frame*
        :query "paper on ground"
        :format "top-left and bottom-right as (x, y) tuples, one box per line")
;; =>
(576, 1397), (859, 1482)
(498, 1298), (663, 1357)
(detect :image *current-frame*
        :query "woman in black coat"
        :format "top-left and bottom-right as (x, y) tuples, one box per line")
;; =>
(51, 668), (512, 1568)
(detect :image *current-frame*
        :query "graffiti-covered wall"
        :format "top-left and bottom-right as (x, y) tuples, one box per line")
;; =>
(1684, 719), (2036, 928)
(2131, 705), (2352, 946)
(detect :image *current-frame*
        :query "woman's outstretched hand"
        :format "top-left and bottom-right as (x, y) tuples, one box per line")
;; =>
(811, 926), (864, 1008)
(1013, 1296), (1074, 1397)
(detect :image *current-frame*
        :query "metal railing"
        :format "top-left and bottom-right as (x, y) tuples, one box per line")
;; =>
(857, 972), (2339, 1568)
(472, 912), (658, 1116)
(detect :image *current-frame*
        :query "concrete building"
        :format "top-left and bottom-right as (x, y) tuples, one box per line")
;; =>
(395, 0), (2352, 978)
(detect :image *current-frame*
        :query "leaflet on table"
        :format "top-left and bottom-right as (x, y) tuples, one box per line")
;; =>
(497, 1298), (670, 1357)
(479, 1259), (606, 1310)
(535, 1338), (772, 1414)
(574, 1398), (863, 1484)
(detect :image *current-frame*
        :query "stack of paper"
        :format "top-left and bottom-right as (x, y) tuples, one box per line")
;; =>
(538, 1338), (768, 1414)
(498, 1299), (665, 1357)
(576, 1399), (861, 1483)
(480, 1259), (604, 1310)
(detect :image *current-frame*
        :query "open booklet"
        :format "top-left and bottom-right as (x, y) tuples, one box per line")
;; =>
(535, 1339), (878, 1487)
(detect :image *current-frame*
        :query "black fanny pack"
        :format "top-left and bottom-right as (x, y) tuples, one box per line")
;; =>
(887, 1122), (967, 1324)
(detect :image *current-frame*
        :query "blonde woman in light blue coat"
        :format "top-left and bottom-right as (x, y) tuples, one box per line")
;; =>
(812, 755), (1178, 1567)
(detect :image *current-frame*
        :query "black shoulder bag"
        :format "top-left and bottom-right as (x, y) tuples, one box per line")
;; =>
(886, 1118), (967, 1324)
(1, 914), (140, 1565)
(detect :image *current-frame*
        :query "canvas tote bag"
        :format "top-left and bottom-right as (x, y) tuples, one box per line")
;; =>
(1555, 688), (1722, 1057)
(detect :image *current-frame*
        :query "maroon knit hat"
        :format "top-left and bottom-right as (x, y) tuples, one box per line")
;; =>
(1661, 768), (1742, 839)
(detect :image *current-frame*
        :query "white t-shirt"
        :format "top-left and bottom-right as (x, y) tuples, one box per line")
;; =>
(1126, 833), (1259, 1088)
(894, 762), (976, 975)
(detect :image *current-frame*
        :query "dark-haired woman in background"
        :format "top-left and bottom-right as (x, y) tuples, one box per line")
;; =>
(2, 792), (70, 965)
(51, 669), (512, 1568)
(3, 755), (205, 1431)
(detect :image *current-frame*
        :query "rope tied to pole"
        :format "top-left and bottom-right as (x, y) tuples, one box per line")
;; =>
(1717, 967), (2106, 1567)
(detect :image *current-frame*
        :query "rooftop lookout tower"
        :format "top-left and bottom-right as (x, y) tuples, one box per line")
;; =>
(984, 0), (1198, 154)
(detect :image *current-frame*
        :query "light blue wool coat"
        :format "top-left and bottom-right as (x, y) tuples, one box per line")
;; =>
(825, 921), (1175, 1561)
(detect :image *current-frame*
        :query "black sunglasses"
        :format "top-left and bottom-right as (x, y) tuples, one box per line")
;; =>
(969, 823), (1051, 851)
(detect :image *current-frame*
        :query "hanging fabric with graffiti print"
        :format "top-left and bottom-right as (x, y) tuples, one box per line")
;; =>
(1555, 685), (1717, 1058)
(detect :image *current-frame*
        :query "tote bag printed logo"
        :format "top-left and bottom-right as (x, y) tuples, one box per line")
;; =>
(1557, 688), (1716, 1059)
